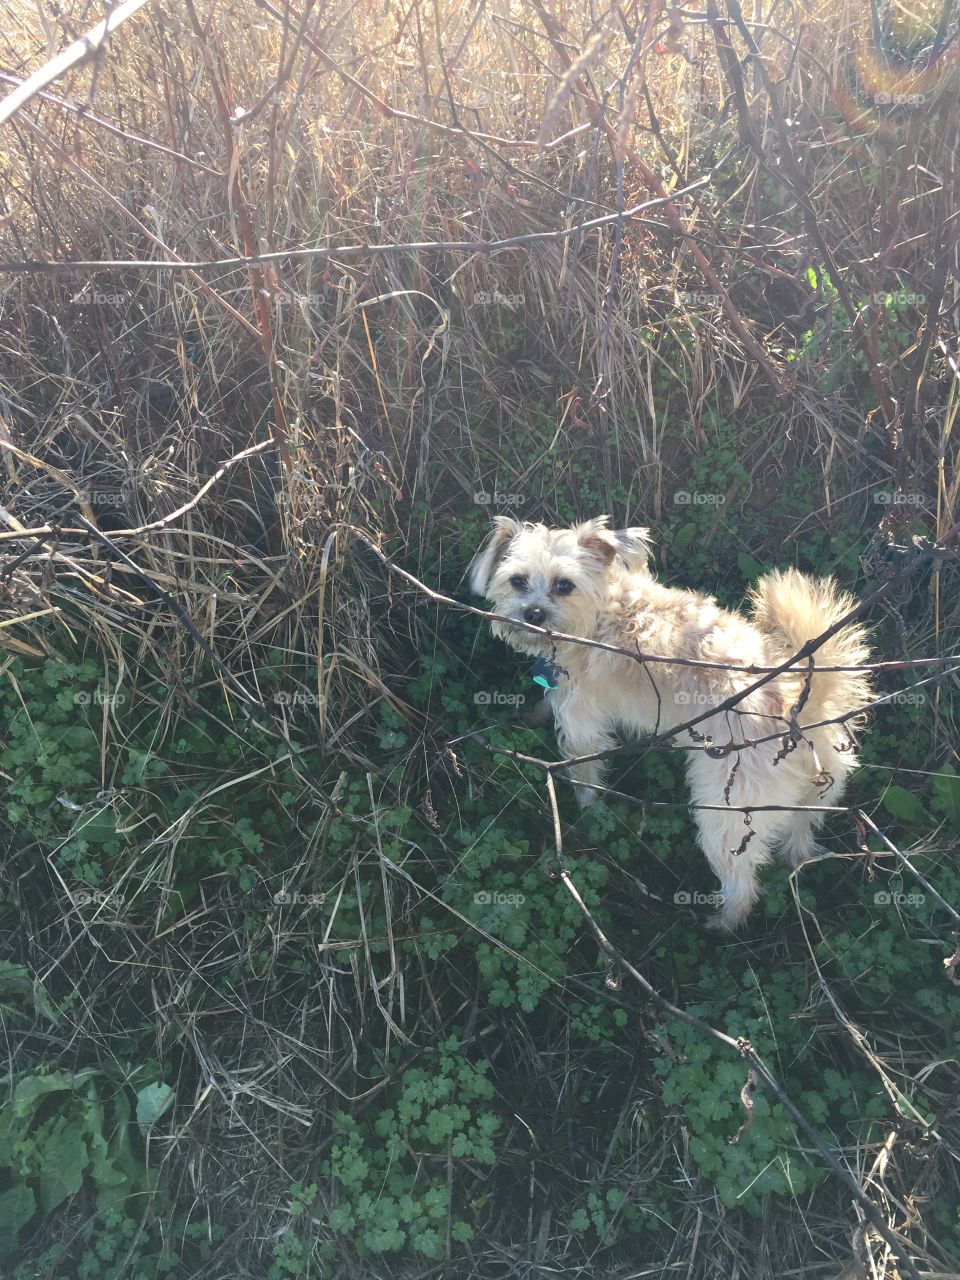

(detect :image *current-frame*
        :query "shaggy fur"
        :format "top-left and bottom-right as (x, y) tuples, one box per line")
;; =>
(470, 516), (873, 930)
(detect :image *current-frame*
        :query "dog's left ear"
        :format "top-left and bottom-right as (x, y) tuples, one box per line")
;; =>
(614, 527), (653, 568)
(469, 516), (523, 596)
(576, 518), (653, 568)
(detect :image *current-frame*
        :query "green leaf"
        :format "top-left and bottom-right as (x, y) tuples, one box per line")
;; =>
(37, 1117), (89, 1213)
(0, 962), (32, 999)
(882, 785), (929, 828)
(931, 765), (960, 828)
(32, 983), (60, 1026)
(84, 1099), (129, 1200)
(12, 1071), (87, 1119)
(328, 1205), (355, 1232)
(136, 1082), (174, 1137)
(737, 552), (765, 580)
(0, 1182), (35, 1252)
(159, 882), (199, 929)
(673, 522), (697, 552)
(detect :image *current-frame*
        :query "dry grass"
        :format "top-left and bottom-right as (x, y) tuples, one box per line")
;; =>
(1, 0), (959, 1276)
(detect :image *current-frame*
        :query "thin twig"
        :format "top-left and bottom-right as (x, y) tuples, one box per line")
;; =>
(0, 180), (710, 274)
(0, 0), (153, 128)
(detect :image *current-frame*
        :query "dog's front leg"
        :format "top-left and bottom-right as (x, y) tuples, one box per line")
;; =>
(523, 689), (555, 727)
(553, 701), (616, 810)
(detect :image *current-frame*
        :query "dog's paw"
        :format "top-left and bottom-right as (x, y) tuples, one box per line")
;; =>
(782, 839), (828, 868)
(704, 909), (746, 934)
(801, 839), (829, 860)
(704, 911), (732, 933)
(574, 785), (599, 810)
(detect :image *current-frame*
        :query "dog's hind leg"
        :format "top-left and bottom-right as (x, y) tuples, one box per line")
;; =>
(778, 811), (827, 867)
(685, 748), (794, 930)
(778, 751), (856, 867)
(778, 788), (830, 867)
(690, 808), (780, 930)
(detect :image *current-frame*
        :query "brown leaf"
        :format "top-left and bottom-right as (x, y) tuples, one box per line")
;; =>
(728, 1068), (758, 1143)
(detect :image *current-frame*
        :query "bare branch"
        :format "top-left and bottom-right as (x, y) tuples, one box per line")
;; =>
(0, 0), (153, 128)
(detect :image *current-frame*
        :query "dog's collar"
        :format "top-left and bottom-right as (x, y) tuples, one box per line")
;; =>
(530, 656), (562, 690)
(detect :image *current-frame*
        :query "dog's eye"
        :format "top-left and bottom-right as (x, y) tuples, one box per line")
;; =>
(554, 579), (575, 595)
(508, 575), (528, 591)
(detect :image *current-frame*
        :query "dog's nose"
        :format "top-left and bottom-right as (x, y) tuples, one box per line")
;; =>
(523, 606), (546, 625)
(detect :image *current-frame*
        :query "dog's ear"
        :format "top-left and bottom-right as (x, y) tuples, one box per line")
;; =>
(574, 515), (618, 565)
(576, 517), (652, 569)
(469, 516), (522, 595)
(614, 526), (653, 568)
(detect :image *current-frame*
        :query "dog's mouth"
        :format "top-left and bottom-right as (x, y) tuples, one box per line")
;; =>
(492, 614), (554, 654)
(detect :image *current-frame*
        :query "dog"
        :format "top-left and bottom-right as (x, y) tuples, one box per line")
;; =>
(469, 515), (872, 930)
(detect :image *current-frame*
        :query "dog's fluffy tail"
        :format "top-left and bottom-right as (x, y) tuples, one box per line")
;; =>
(749, 568), (873, 727)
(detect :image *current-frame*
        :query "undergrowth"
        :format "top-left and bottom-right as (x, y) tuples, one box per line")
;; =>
(3, 430), (959, 1273)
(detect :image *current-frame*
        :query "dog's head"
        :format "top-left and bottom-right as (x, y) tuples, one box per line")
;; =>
(469, 515), (652, 653)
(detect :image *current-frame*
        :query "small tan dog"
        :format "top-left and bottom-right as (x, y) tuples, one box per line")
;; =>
(470, 515), (872, 930)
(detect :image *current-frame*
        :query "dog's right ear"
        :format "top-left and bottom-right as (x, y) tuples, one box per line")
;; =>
(469, 516), (522, 596)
